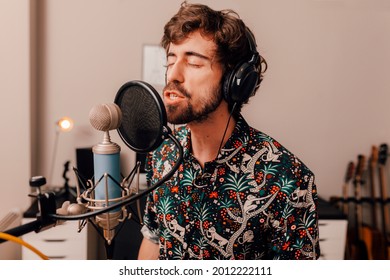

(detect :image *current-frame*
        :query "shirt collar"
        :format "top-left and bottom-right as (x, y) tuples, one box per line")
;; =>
(181, 114), (250, 162)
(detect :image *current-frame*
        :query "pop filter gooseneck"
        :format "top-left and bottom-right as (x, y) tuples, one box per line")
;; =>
(50, 80), (183, 221)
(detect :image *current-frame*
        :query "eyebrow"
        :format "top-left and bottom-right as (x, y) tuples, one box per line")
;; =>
(167, 51), (212, 61)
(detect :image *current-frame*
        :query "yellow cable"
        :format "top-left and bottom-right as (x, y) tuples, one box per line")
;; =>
(0, 232), (49, 260)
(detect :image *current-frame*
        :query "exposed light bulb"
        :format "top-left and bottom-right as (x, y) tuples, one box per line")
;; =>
(57, 117), (74, 132)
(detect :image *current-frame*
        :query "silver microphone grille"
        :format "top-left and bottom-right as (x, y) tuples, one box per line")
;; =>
(89, 103), (122, 131)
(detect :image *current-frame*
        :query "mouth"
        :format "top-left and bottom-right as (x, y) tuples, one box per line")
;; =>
(164, 90), (185, 104)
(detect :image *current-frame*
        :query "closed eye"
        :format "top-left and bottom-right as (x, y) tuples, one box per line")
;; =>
(188, 63), (202, 68)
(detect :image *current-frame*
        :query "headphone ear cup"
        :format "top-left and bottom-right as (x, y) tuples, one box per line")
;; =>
(223, 62), (259, 105)
(222, 69), (235, 104)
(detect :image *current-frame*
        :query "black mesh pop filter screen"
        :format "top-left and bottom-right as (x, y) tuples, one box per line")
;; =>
(114, 80), (167, 153)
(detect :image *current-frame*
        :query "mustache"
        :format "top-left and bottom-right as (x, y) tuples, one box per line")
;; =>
(163, 82), (191, 99)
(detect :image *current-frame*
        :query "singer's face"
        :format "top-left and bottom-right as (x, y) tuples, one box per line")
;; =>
(163, 31), (224, 124)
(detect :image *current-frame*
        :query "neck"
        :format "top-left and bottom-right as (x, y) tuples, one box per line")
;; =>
(188, 103), (236, 167)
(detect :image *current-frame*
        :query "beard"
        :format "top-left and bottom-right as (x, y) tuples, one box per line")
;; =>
(164, 82), (223, 125)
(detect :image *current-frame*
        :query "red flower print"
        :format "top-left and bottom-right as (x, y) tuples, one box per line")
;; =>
(270, 185), (279, 194)
(282, 241), (290, 251)
(233, 140), (241, 148)
(220, 209), (227, 219)
(209, 191), (218, 199)
(291, 225), (296, 230)
(277, 191), (285, 199)
(255, 172), (264, 183)
(294, 250), (301, 259)
(299, 229), (306, 238)
(288, 216), (295, 223)
(218, 168), (226, 176)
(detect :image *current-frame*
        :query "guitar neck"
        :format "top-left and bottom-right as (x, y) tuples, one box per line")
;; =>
(354, 155), (366, 240)
(369, 154), (378, 228)
(379, 164), (390, 237)
(355, 180), (364, 239)
(343, 161), (355, 216)
(342, 182), (349, 215)
(378, 143), (390, 246)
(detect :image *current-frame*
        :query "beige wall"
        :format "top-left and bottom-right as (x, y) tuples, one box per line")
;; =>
(1, 0), (390, 257)
(0, 0), (33, 259)
(38, 0), (390, 200)
(0, 0), (31, 216)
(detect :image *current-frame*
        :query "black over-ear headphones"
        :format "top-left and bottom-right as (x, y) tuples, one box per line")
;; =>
(222, 28), (261, 105)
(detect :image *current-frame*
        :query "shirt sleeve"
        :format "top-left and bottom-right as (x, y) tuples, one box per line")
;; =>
(140, 225), (159, 244)
(269, 173), (320, 260)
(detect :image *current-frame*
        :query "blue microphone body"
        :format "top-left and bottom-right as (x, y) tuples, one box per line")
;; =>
(93, 143), (121, 211)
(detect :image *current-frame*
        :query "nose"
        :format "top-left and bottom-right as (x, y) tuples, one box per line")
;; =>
(166, 61), (184, 84)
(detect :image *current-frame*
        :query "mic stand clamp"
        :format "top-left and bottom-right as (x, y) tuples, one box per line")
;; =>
(0, 175), (58, 245)
(28, 176), (57, 232)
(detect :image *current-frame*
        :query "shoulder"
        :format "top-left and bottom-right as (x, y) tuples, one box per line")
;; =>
(243, 124), (315, 186)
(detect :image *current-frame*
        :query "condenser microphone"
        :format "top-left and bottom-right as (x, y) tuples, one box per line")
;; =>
(88, 103), (122, 244)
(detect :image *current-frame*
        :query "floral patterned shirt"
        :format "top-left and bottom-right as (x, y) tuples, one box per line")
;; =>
(141, 116), (320, 260)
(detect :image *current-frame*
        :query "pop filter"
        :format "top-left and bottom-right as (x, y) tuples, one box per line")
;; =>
(114, 80), (168, 153)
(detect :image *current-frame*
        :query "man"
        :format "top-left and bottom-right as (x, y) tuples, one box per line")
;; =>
(138, 2), (320, 260)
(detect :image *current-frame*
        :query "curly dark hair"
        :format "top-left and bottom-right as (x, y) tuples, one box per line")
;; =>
(161, 1), (267, 114)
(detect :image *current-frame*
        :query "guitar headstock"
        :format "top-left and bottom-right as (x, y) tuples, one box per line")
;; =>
(378, 143), (388, 166)
(345, 161), (355, 184)
(370, 145), (379, 167)
(355, 154), (366, 182)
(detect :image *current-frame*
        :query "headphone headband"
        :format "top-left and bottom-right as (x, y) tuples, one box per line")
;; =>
(245, 28), (260, 64)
